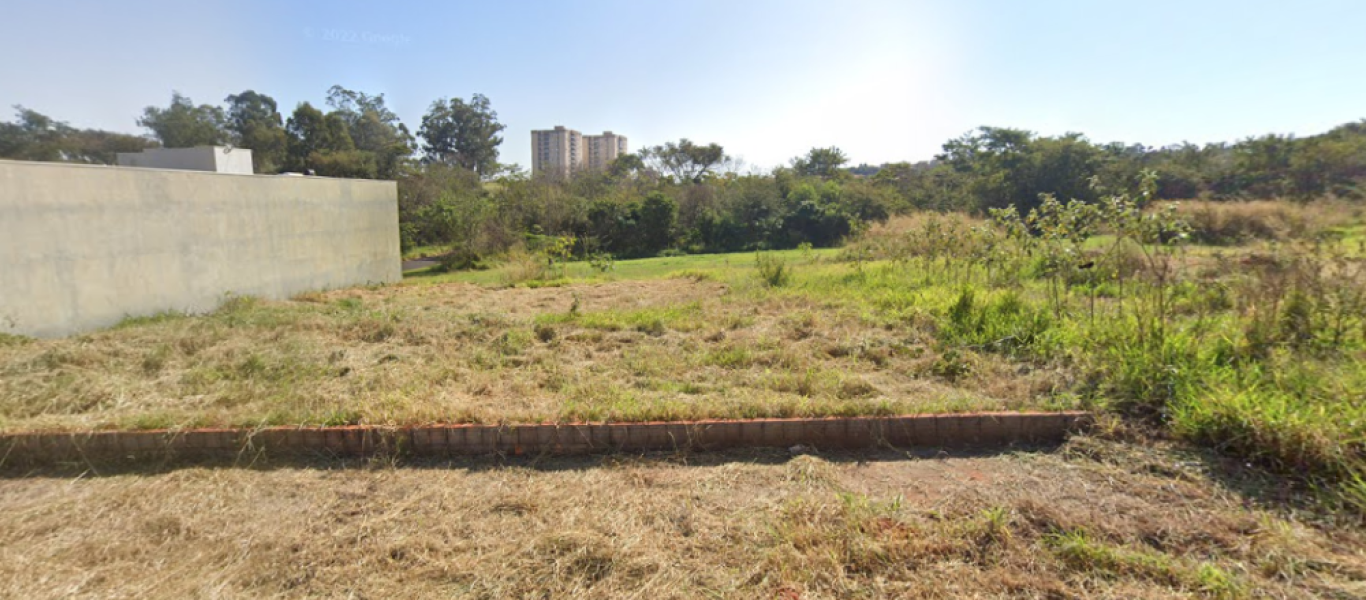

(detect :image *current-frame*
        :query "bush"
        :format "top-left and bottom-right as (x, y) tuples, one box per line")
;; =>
(1177, 200), (1343, 244)
(438, 245), (486, 272)
(755, 252), (791, 287)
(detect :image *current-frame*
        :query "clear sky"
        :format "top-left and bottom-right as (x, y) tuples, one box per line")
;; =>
(2, 0), (1364, 170)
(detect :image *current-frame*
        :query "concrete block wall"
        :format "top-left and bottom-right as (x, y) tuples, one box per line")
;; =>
(0, 159), (400, 338)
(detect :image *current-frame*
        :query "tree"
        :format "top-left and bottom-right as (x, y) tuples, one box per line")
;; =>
(137, 92), (227, 148)
(1233, 134), (1296, 198)
(638, 191), (678, 254)
(607, 153), (646, 178)
(65, 128), (155, 164)
(418, 94), (505, 177)
(0, 106), (153, 164)
(224, 90), (287, 173)
(791, 146), (849, 179)
(0, 107), (72, 161)
(325, 85), (414, 179)
(641, 139), (728, 183)
(284, 102), (374, 177)
(938, 127), (1105, 214)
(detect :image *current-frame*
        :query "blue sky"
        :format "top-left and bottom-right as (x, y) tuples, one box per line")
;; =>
(2, 0), (1364, 170)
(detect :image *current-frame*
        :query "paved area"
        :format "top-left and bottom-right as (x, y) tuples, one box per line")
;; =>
(401, 259), (439, 272)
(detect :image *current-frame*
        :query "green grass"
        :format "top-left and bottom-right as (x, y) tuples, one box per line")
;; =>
(401, 244), (449, 260)
(405, 247), (841, 287)
(1046, 529), (1247, 598)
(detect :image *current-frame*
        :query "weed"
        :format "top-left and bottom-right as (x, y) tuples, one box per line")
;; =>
(0, 333), (33, 347)
(534, 322), (557, 343)
(756, 252), (791, 287)
(588, 251), (615, 273)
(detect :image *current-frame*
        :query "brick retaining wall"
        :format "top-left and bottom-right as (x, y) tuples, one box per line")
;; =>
(0, 412), (1090, 465)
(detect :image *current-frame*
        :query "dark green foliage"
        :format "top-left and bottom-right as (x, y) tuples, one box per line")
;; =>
(418, 94), (505, 177)
(0, 106), (153, 164)
(138, 92), (228, 148)
(224, 90), (288, 173)
(284, 102), (364, 176)
(641, 139), (728, 183)
(791, 146), (849, 179)
(638, 192), (677, 255)
(325, 86), (415, 179)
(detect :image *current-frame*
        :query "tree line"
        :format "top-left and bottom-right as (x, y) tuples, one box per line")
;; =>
(0, 88), (505, 179)
(2, 89), (1363, 262)
(877, 124), (1366, 216)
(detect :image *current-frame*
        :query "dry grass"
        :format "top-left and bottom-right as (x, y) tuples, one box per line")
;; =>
(1, 438), (1362, 598)
(1177, 199), (1361, 245)
(0, 276), (1068, 432)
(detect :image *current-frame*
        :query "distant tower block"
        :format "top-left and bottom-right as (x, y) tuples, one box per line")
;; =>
(531, 127), (628, 177)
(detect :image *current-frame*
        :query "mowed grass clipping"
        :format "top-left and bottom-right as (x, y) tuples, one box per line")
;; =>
(0, 249), (1076, 432)
(3, 438), (1364, 598)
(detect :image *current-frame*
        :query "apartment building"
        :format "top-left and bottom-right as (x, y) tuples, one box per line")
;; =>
(584, 131), (629, 172)
(531, 126), (628, 177)
(530, 126), (583, 177)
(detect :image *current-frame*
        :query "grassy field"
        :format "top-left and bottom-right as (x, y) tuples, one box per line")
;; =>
(0, 245), (1071, 433)
(3, 436), (1364, 599)
(3, 199), (1366, 597)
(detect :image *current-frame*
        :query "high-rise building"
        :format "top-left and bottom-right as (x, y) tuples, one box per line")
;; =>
(530, 126), (584, 178)
(584, 131), (629, 172)
(531, 126), (628, 177)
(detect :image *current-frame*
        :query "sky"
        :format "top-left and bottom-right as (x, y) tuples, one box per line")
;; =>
(2, 0), (1364, 170)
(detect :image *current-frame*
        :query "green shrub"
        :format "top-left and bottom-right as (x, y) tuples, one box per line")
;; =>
(755, 252), (791, 287)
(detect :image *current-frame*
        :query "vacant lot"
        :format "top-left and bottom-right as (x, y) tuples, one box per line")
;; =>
(3, 436), (1363, 599)
(0, 248), (1075, 433)
(2, 201), (1364, 597)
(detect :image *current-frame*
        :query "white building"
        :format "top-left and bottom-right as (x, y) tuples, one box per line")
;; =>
(116, 146), (254, 175)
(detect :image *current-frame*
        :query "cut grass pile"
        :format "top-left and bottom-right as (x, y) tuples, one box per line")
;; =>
(2, 437), (1363, 598)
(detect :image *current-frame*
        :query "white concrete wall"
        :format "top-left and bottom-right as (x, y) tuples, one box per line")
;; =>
(0, 160), (400, 338)
(116, 147), (254, 175)
(212, 147), (255, 174)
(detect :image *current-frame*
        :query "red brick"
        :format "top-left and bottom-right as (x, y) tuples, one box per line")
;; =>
(524, 425), (550, 453)
(133, 431), (163, 452)
(410, 428), (435, 452)
(819, 418), (851, 448)
(662, 423), (690, 450)
(754, 421), (781, 447)
(251, 429), (288, 451)
(997, 413), (1024, 443)
(774, 420), (801, 447)
(979, 414), (1007, 444)
(440, 426), (466, 453)
(704, 421), (744, 449)
(1062, 412), (1091, 434)
(849, 418), (881, 448)
(963, 415), (985, 446)
(485, 425), (509, 453)
(937, 415), (965, 447)
(322, 429), (345, 453)
(884, 417), (914, 447)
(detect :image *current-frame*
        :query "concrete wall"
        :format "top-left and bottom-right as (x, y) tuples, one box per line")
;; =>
(117, 146), (254, 174)
(0, 160), (400, 338)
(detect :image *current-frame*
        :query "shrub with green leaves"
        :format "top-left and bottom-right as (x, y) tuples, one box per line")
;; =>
(755, 252), (791, 287)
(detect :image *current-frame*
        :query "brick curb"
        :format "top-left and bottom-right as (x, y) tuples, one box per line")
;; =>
(0, 412), (1090, 465)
